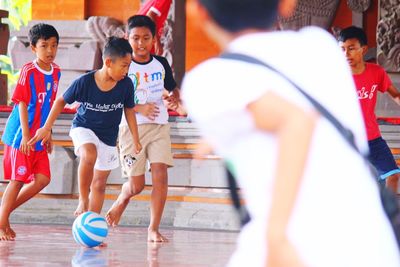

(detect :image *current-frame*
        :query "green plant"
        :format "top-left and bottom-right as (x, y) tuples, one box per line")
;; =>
(0, 0), (31, 103)
(1, 0), (31, 31)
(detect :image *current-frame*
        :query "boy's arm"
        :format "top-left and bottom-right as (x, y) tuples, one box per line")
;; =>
(18, 101), (32, 155)
(28, 96), (67, 146)
(387, 85), (400, 105)
(134, 103), (160, 121)
(247, 90), (316, 267)
(124, 107), (142, 154)
(163, 87), (187, 115)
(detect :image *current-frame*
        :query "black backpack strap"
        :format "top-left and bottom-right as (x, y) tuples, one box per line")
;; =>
(226, 168), (251, 226)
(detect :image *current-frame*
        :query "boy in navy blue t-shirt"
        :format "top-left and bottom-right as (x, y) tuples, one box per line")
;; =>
(29, 37), (142, 218)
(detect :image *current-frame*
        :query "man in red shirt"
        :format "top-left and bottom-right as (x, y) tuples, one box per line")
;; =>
(339, 26), (400, 192)
(136, 0), (173, 55)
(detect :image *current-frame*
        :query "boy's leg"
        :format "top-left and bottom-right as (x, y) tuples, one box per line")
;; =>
(368, 137), (400, 193)
(386, 173), (399, 193)
(148, 162), (168, 242)
(9, 173), (50, 238)
(75, 143), (98, 216)
(106, 174), (145, 226)
(0, 181), (23, 241)
(12, 174), (50, 210)
(89, 169), (111, 214)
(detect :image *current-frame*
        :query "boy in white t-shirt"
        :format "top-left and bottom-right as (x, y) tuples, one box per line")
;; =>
(106, 15), (182, 243)
(182, 0), (400, 266)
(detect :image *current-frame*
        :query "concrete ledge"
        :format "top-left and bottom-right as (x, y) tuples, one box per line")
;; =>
(1, 184), (240, 231)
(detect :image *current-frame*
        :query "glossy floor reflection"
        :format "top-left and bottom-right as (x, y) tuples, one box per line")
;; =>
(0, 224), (237, 267)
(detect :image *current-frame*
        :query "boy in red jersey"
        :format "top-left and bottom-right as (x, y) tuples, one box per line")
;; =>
(136, 0), (172, 55)
(339, 26), (400, 193)
(0, 23), (60, 241)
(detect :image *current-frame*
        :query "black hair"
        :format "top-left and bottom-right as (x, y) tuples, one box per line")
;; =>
(338, 26), (368, 46)
(127, 15), (156, 37)
(103, 37), (133, 60)
(29, 23), (59, 46)
(199, 0), (279, 32)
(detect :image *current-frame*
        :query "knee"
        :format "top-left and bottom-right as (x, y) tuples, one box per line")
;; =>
(79, 146), (97, 166)
(36, 176), (50, 188)
(127, 181), (144, 195)
(91, 179), (107, 193)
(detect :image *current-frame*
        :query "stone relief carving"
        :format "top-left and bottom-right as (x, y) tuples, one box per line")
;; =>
(279, 0), (340, 30)
(346, 0), (371, 12)
(377, 0), (400, 72)
(86, 16), (125, 49)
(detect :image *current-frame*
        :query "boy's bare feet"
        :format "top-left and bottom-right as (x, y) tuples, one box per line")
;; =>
(105, 199), (129, 227)
(148, 229), (168, 243)
(0, 229), (14, 241)
(98, 242), (108, 248)
(6, 225), (16, 239)
(74, 200), (88, 216)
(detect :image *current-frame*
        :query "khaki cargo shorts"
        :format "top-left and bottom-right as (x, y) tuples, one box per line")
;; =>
(118, 123), (173, 177)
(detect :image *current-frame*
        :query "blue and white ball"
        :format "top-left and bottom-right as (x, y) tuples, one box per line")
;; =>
(72, 211), (108, 248)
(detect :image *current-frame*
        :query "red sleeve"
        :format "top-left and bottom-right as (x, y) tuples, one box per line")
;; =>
(152, 0), (172, 16)
(379, 66), (392, 93)
(12, 64), (32, 105)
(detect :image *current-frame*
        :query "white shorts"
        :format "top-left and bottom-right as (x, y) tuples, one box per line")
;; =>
(69, 127), (119, 171)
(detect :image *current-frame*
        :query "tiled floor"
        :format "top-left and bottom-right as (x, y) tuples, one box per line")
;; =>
(0, 224), (238, 267)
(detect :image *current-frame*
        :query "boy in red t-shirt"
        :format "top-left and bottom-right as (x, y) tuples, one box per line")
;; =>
(339, 26), (400, 192)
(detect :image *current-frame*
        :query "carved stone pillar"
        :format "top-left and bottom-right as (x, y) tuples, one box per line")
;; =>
(377, 0), (400, 72)
(347, 0), (371, 27)
(279, 0), (340, 30)
(0, 10), (9, 105)
(375, 0), (400, 118)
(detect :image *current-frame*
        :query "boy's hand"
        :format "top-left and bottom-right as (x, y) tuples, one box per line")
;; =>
(20, 134), (33, 155)
(393, 96), (400, 106)
(163, 95), (179, 111)
(28, 127), (52, 147)
(137, 103), (160, 120)
(266, 237), (306, 267)
(46, 136), (53, 154)
(134, 141), (142, 154)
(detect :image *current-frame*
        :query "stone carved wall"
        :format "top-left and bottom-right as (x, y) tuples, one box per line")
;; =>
(0, 10), (9, 105)
(377, 0), (400, 72)
(347, 0), (371, 12)
(279, 0), (340, 30)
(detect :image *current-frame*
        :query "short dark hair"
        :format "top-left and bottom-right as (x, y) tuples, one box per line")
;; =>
(199, 0), (279, 32)
(29, 23), (59, 46)
(103, 37), (133, 60)
(127, 15), (156, 36)
(338, 26), (368, 46)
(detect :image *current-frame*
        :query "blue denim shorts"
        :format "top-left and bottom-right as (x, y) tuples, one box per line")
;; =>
(368, 137), (400, 180)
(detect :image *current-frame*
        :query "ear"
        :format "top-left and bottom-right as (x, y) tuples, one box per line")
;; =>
(278, 0), (297, 18)
(104, 57), (113, 67)
(361, 45), (368, 56)
(30, 44), (36, 53)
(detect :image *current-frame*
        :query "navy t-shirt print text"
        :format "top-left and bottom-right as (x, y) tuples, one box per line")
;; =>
(82, 102), (124, 112)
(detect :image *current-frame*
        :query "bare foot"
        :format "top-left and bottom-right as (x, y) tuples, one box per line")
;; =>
(98, 242), (108, 248)
(6, 225), (16, 239)
(105, 199), (129, 227)
(74, 200), (88, 217)
(148, 229), (168, 243)
(0, 228), (14, 241)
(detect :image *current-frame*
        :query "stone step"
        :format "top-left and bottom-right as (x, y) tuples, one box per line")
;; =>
(0, 183), (241, 231)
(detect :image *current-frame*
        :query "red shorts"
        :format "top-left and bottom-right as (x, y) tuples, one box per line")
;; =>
(3, 145), (51, 183)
